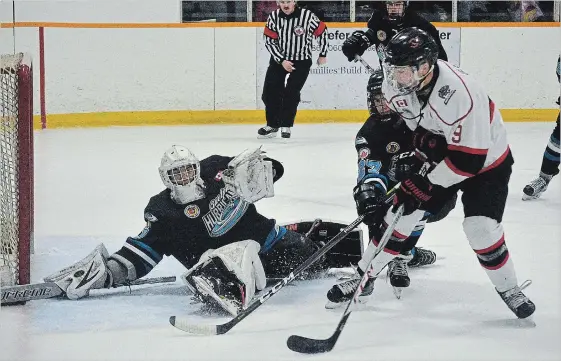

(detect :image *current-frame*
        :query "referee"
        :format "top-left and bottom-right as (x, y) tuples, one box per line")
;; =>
(258, 0), (328, 139)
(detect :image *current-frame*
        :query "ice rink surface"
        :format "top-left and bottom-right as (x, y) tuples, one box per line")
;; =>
(1, 122), (560, 361)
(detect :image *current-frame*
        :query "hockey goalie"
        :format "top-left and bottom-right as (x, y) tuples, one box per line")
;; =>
(9, 145), (364, 315)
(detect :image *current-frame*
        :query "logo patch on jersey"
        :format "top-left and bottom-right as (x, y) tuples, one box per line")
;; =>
(203, 188), (249, 237)
(184, 205), (200, 219)
(395, 99), (409, 107)
(438, 85), (456, 105)
(377, 30), (386, 41)
(144, 212), (158, 222)
(386, 142), (400, 154)
(358, 148), (370, 159)
(294, 26), (304, 36)
(355, 136), (368, 146)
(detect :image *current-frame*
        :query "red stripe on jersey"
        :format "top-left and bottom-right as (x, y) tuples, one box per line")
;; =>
(448, 144), (489, 155)
(475, 234), (505, 254)
(264, 27), (278, 39)
(444, 157), (475, 177)
(489, 98), (495, 124)
(427, 62), (474, 126)
(478, 147), (509, 174)
(483, 252), (510, 270)
(314, 22), (326, 37)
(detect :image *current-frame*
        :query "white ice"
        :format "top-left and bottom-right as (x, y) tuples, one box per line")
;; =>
(1, 122), (559, 361)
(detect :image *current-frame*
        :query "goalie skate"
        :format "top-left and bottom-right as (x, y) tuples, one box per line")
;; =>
(191, 275), (243, 317)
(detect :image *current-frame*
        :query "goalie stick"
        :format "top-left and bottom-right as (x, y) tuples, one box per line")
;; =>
(169, 188), (399, 335)
(286, 205), (405, 354)
(1, 276), (177, 305)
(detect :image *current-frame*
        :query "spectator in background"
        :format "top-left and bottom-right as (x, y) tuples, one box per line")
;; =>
(520, 1), (545, 21)
(254, 1), (279, 22)
(258, 0), (328, 139)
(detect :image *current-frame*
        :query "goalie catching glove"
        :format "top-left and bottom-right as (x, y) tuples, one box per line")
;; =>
(181, 240), (266, 316)
(221, 147), (275, 203)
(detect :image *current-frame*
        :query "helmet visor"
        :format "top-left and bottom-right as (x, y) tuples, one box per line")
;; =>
(167, 164), (198, 186)
(383, 63), (423, 95)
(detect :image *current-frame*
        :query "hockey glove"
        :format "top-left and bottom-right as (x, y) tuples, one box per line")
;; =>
(391, 151), (425, 181)
(342, 31), (371, 62)
(353, 180), (385, 225)
(392, 174), (435, 216)
(412, 127), (448, 164)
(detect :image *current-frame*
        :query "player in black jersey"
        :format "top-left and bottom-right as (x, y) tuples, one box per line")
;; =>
(342, 1), (447, 66)
(326, 69), (457, 306)
(522, 56), (560, 200)
(43, 146), (363, 316)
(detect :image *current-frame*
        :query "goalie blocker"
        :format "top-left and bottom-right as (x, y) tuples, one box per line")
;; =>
(182, 219), (363, 316)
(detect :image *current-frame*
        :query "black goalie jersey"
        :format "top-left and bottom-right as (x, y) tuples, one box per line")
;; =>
(109, 155), (282, 280)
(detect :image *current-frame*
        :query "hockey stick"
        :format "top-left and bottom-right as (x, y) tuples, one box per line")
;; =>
(170, 189), (400, 335)
(355, 55), (376, 74)
(287, 205), (405, 354)
(1, 276), (177, 305)
(169, 217), (362, 335)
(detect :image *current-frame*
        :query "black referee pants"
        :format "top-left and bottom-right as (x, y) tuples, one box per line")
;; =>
(262, 57), (312, 128)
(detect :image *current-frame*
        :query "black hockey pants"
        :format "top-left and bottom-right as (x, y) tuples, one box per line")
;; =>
(262, 57), (312, 128)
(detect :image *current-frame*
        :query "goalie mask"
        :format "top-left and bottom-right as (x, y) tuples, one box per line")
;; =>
(367, 69), (391, 120)
(159, 145), (205, 204)
(383, 27), (438, 95)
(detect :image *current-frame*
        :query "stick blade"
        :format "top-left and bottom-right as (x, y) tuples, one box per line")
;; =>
(169, 316), (221, 335)
(286, 335), (335, 354)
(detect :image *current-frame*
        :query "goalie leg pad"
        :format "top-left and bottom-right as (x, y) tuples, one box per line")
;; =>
(43, 243), (113, 300)
(182, 240), (266, 316)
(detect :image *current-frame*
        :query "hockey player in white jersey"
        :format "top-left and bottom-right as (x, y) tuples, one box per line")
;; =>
(327, 27), (535, 319)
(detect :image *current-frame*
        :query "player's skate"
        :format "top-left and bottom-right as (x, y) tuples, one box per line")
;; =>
(407, 247), (437, 268)
(497, 280), (535, 319)
(387, 258), (409, 299)
(325, 270), (376, 309)
(281, 127), (291, 139)
(190, 275), (243, 316)
(257, 126), (278, 139)
(522, 172), (554, 200)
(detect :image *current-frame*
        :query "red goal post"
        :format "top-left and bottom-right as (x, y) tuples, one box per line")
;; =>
(0, 52), (34, 286)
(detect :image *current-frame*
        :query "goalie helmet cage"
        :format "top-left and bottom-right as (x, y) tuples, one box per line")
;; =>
(0, 52), (33, 286)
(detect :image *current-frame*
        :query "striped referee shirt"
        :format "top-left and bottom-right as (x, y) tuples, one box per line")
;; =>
(264, 7), (328, 63)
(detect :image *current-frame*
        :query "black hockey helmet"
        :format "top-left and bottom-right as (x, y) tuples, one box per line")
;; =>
(385, 1), (409, 25)
(383, 27), (439, 94)
(366, 69), (391, 118)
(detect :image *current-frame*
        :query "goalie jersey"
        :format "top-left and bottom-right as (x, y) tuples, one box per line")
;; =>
(109, 155), (283, 281)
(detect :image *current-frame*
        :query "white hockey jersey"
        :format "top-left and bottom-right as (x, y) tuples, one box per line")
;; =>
(382, 60), (511, 188)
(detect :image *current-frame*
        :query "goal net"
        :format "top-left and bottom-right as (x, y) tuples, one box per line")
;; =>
(0, 53), (33, 286)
